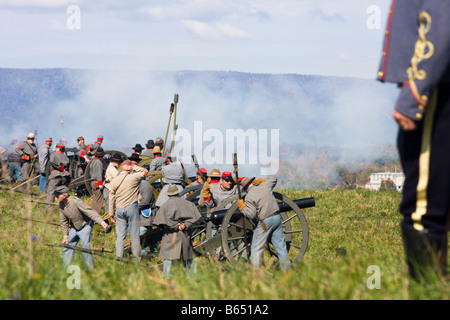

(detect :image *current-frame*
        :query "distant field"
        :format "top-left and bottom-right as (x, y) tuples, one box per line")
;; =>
(0, 187), (448, 303)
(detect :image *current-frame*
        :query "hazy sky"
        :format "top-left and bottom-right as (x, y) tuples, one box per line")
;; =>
(0, 0), (392, 79)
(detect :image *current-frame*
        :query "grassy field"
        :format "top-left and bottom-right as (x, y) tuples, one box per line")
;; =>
(0, 187), (448, 303)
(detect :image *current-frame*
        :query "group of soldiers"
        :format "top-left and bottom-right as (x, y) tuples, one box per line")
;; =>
(1, 132), (289, 276)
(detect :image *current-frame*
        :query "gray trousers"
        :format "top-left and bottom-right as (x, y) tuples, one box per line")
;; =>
(115, 202), (141, 259)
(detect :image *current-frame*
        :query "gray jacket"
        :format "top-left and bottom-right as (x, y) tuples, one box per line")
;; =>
(153, 196), (202, 260)
(48, 151), (70, 179)
(240, 177), (279, 221)
(59, 196), (105, 238)
(205, 184), (238, 209)
(38, 145), (51, 174)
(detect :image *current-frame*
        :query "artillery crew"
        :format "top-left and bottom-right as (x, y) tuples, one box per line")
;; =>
(4, 129), (305, 275)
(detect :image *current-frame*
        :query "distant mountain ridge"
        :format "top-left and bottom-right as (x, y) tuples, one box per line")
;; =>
(0, 68), (400, 188)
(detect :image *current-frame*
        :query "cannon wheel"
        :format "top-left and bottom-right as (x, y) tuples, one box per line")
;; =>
(146, 171), (164, 200)
(138, 156), (153, 168)
(221, 192), (309, 266)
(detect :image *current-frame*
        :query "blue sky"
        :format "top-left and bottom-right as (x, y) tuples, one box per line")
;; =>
(0, 0), (392, 79)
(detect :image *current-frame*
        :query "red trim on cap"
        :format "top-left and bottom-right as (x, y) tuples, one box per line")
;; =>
(222, 171), (232, 178)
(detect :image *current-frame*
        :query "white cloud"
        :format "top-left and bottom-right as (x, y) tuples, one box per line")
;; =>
(181, 20), (221, 40)
(0, 0), (78, 9)
(181, 19), (250, 40)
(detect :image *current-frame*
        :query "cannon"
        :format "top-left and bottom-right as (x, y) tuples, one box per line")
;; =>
(191, 193), (313, 265)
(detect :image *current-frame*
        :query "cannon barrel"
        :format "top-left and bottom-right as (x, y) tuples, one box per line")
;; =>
(208, 196), (315, 225)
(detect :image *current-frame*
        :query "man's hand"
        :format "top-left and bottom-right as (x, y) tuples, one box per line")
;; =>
(237, 199), (246, 210)
(202, 182), (211, 199)
(178, 221), (186, 231)
(62, 237), (69, 244)
(393, 110), (417, 131)
(252, 178), (265, 186)
(111, 216), (116, 224)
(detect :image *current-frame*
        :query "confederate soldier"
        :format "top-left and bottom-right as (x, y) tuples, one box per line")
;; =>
(155, 137), (164, 151)
(76, 136), (87, 176)
(46, 142), (70, 212)
(19, 132), (38, 179)
(198, 168), (222, 239)
(237, 177), (290, 271)
(190, 168), (207, 187)
(103, 152), (122, 215)
(378, 0), (450, 281)
(197, 168), (221, 208)
(128, 153), (141, 166)
(149, 146), (165, 172)
(7, 143), (23, 183)
(55, 185), (109, 269)
(38, 137), (52, 192)
(89, 147), (106, 214)
(153, 184), (202, 277)
(142, 140), (155, 158)
(155, 153), (186, 207)
(139, 180), (156, 255)
(131, 144), (144, 157)
(203, 171), (238, 210)
(109, 160), (148, 260)
(92, 135), (103, 153)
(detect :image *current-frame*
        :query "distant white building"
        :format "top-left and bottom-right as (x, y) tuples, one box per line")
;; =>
(366, 172), (405, 192)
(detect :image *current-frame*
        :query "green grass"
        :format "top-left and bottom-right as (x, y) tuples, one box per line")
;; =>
(0, 187), (448, 301)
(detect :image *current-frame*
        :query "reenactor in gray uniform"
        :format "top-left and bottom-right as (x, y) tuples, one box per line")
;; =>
(7, 141), (23, 183)
(55, 185), (109, 269)
(89, 147), (105, 214)
(38, 137), (52, 192)
(153, 184), (202, 277)
(155, 154), (186, 207)
(190, 168), (207, 187)
(197, 168), (221, 208)
(142, 140), (155, 158)
(149, 146), (165, 172)
(46, 142), (70, 212)
(91, 135), (103, 153)
(76, 136), (87, 176)
(378, 0), (450, 281)
(19, 132), (39, 179)
(203, 171), (238, 210)
(237, 177), (290, 271)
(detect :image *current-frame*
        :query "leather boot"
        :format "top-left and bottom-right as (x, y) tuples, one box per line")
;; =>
(400, 220), (447, 282)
